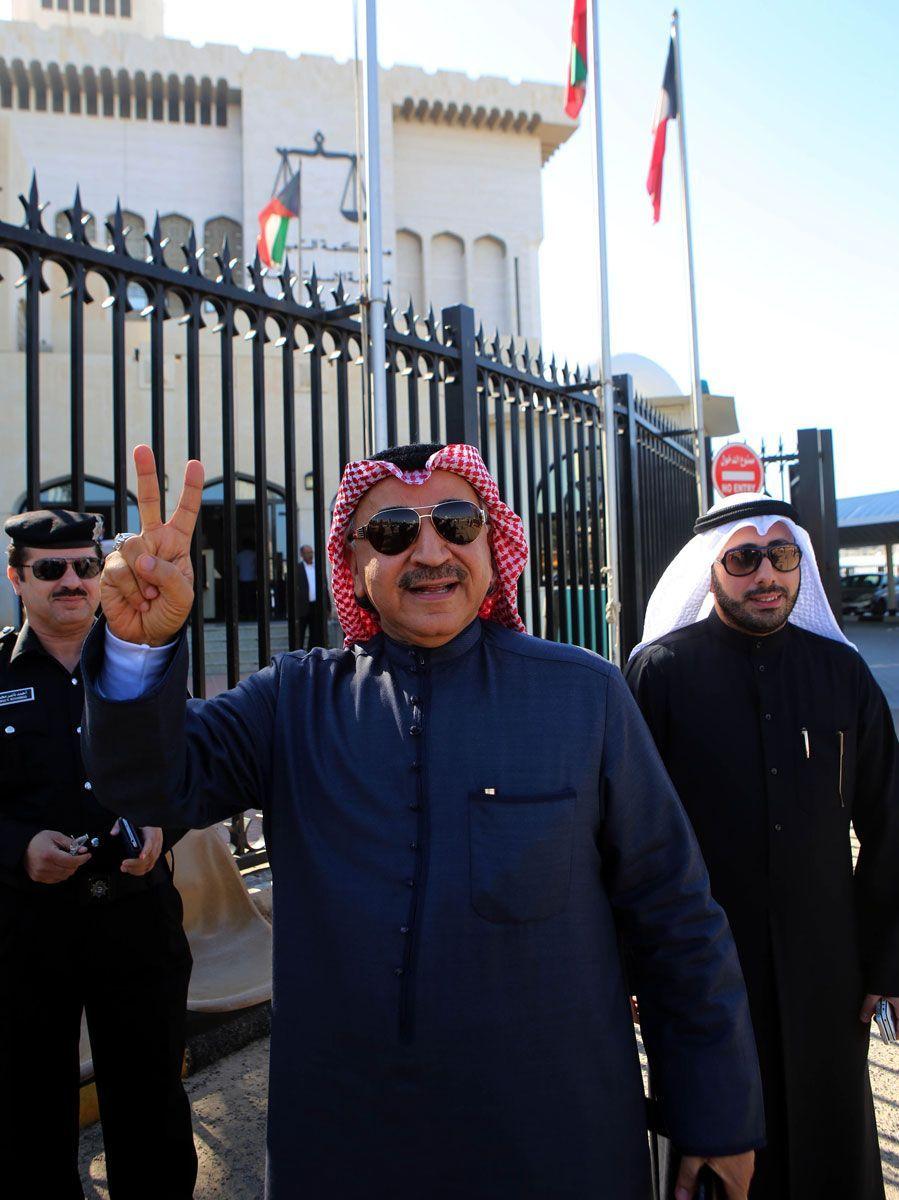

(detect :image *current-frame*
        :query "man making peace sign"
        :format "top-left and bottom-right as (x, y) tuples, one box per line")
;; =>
(82, 443), (765, 1200)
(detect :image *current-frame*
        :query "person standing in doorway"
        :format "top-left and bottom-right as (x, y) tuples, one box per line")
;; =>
(236, 538), (256, 620)
(297, 543), (330, 648)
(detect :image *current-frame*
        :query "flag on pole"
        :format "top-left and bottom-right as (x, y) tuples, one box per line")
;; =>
(256, 171), (300, 268)
(564, 0), (588, 118)
(646, 38), (679, 223)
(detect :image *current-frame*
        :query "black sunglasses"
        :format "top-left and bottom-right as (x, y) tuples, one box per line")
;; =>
(350, 501), (488, 556)
(22, 556), (103, 582)
(717, 542), (802, 577)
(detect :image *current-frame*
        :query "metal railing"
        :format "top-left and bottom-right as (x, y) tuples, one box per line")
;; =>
(0, 172), (702, 858)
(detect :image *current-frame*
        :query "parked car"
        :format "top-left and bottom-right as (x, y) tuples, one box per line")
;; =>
(841, 573), (886, 616)
(858, 579), (899, 621)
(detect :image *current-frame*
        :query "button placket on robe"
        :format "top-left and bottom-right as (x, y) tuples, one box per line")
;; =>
(754, 644), (790, 852)
(395, 655), (429, 1037)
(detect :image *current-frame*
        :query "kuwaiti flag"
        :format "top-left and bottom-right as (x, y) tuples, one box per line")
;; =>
(257, 170), (300, 268)
(564, 0), (587, 119)
(646, 38), (679, 223)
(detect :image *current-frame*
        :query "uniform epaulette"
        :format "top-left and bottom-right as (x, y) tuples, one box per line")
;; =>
(0, 626), (16, 639)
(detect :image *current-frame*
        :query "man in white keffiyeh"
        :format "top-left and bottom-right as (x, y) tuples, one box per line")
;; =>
(625, 491), (899, 1200)
(631, 491), (850, 657)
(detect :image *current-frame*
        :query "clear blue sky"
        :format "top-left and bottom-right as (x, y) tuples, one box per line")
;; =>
(6, 0), (898, 497)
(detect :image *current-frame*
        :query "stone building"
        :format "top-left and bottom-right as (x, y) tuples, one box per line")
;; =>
(0, 0), (575, 626)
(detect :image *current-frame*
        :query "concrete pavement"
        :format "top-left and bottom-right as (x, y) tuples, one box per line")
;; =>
(848, 614), (899, 726)
(77, 1029), (899, 1199)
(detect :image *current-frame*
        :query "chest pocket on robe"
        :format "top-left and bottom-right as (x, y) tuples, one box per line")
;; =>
(796, 725), (855, 816)
(468, 789), (575, 923)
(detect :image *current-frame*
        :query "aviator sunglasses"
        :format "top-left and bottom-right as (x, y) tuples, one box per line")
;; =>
(350, 501), (488, 556)
(21, 556), (103, 582)
(717, 542), (802, 577)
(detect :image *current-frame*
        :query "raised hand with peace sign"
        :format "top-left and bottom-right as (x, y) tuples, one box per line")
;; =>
(100, 445), (205, 645)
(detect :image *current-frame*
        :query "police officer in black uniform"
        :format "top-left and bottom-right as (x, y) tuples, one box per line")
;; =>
(0, 509), (197, 1199)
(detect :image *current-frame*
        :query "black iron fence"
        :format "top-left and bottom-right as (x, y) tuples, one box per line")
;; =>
(0, 173), (701, 858)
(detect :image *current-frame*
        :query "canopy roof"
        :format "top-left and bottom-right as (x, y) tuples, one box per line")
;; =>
(837, 490), (899, 548)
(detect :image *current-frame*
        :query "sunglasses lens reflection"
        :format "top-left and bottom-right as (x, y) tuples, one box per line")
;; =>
(363, 502), (485, 556)
(432, 502), (485, 546)
(366, 510), (421, 555)
(768, 544), (801, 572)
(722, 544), (802, 576)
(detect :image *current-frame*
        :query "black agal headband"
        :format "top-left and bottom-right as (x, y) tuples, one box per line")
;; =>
(693, 498), (799, 536)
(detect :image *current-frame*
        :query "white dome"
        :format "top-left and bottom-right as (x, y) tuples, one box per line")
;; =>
(610, 353), (683, 399)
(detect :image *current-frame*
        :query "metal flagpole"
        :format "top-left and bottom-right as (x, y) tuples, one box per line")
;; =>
(671, 9), (709, 511)
(587, 0), (621, 666)
(351, 0), (373, 454)
(363, 0), (389, 451)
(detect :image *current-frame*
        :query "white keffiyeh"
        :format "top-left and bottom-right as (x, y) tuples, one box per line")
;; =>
(630, 491), (852, 659)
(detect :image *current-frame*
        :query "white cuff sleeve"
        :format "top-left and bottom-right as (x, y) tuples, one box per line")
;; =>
(99, 627), (177, 700)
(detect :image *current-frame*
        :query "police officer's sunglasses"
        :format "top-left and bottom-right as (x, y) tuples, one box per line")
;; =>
(22, 556), (103, 581)
(717, 542), (802, 577)
(349, 501), (488, 556)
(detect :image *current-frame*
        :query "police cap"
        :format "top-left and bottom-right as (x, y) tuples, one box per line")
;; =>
(4, 508), (104, 550)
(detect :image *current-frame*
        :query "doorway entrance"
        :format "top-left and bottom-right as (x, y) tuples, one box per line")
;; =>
(199, 475), (291, 621)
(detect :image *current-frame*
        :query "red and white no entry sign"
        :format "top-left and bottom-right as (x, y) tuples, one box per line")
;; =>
(712, 443), (764, 497)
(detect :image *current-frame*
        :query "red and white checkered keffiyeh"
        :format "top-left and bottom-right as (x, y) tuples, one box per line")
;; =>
(327, 444), (528, 646)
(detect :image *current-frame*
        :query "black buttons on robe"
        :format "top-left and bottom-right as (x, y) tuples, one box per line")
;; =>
(396, 660), (427, 1012)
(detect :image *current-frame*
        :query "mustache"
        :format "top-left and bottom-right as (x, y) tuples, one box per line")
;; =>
(744, 584), (788, 599)
(398, 565), (467, 590)
(52, 588), (88, 598)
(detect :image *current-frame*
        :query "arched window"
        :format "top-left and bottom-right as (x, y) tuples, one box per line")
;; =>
(62, 63), (79, 112)
(26, 476), (139, 541)
(204, 216), (243, 285)
(395, 230), (424, 317)
(472, 235), (509, 335)
(11, 60), (29, 110)
(108, 209), (146, 260)
(430, 232), (465, 313)
(29, 61), (47, 112)
(214, 78), (228, 127)
(150, 72), (164, 121)
(160, 213), (192, 270)
(47, 62), (64, 112)
(55, 208), (97, 243)
(167, 73), (181, 122)
(0, 60), (14, 109)
(134, 70), (147, 120)
(183, 75), (197, 123)
(117, 68), (131, 118)
(99, 67), (115, 117)
(198, 76), (212, 126)
(81, 64), (96, 115)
